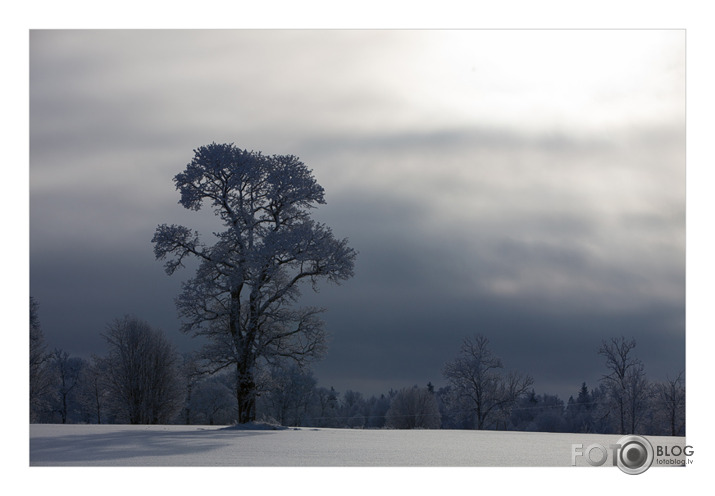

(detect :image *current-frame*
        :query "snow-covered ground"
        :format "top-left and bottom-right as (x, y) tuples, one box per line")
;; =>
(30, 423), (687, 467)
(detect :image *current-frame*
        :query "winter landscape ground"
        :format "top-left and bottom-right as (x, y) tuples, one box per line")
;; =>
(30, 423), (686, 467)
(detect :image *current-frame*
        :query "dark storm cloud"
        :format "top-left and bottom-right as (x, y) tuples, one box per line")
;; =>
(30, 29), (685, 403)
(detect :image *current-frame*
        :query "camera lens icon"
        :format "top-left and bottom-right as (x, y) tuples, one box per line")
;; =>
(616, 435), (654, 475)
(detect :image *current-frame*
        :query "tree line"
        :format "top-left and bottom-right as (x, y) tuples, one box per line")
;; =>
(30, 298), (684, 435)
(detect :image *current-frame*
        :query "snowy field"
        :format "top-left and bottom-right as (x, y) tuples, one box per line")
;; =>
(30, 423), (687, 467)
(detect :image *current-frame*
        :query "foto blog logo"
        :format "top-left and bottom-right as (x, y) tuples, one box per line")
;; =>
(572, 435), (655, 475)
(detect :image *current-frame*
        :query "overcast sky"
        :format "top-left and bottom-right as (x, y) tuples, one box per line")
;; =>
(29, 29), (685, 400)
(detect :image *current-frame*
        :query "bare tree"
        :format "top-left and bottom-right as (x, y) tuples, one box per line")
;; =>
(152, 143), (356, 423)
(598, 336), (648, 434)
(50, 349), (84, 424)
(339, 390), (367, 428)
(78, 356), (110, 424)
(180, 352), (205, 425)
(30, 297), (53, 422)
(385, 386), (441, 429)
(190, 374), (235, 425)
(624, 361), (651, 434)
(653, 371), (685, 436)
(443, 334), (533, 430)
(260, 363), (317, 426)
(311, 387), (340, 427)
(100, 316), (184, 424)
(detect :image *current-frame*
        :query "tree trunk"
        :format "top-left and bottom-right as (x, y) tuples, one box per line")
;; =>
(236, 364), (256, 424)
(185, 383), (193, 425)
(61, 393), (68, 424)
(229, 289), (257, 424)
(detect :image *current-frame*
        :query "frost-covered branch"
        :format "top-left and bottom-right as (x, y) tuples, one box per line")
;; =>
(152, 224), (209, 275)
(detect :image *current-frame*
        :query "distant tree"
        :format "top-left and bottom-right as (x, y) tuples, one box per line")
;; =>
(565, 382), (596, 433)
(443, 334), (533, 430)
(653, 372), (685, 436)
(509, 389), (539, 430)
(100, 316), (184, 424)
(624, 361), (651, 434)
(436, 385), (473, 429)
(311, 386), (340, 427)
(509, 391), (566, 432)
(598, 336), (648, 434)
(385, 386), (441, 429)
(366, 394), (391, 428)
(190, 374), (235, 425)
(152, 143), (356, 423)
(30, 297), (53, 422)
(77, 356), (110, 424)
(535, 394), (567, 432)
(340, 390), (367, 428)
(180, 352), (205, 425)
(577, 382), (590, 407)
(260, 363), (317, 426)
(49, 350), (85, 424)
(589, 383), (615, 434)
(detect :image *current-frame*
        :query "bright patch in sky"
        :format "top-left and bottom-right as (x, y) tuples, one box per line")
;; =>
(417, 30), (684, 131)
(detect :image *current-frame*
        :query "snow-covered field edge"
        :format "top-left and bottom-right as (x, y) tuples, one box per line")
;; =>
(23, 423), (698, 496)
(30, 423), (687, 467)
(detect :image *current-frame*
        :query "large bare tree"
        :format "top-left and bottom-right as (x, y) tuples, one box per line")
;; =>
(152, 143), (356, 423)
(443, 334), (533, 430)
